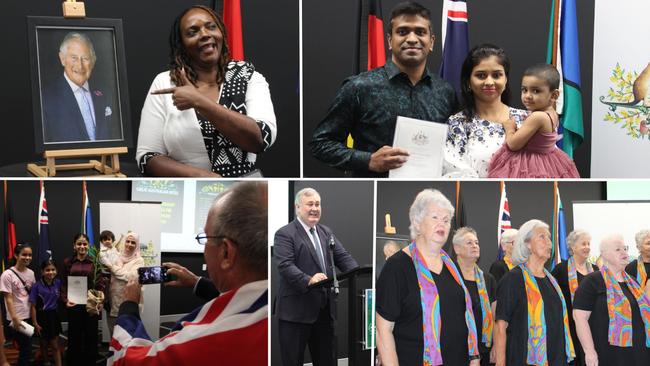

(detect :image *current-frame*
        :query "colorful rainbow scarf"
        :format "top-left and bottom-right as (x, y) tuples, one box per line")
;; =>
(601, 265), (650, 347)
(520, 264), (575, 365)
(504, 256), (514, 270)
(475, 265), (494, 347)
(567, 257), (594, 303)
(637, 259), (648, 290)
(410, 243), (479, 365)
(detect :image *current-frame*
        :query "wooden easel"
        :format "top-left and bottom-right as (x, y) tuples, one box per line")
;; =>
(27, 147), (127, 177)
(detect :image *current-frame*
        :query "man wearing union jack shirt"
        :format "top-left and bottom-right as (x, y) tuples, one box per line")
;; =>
(108, 181), (268, 365)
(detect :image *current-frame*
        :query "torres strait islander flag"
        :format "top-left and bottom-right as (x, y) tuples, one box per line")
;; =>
(439, 0), (469, 98)
(550, 182), (569, 270)
(497, 182), (512, 261)
(108, 281), (268, 365)
(546, 0), (584, 158)
(82, 181), (94, 245)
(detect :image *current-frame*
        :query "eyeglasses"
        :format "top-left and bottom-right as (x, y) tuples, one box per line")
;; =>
(431, 215), (451, 225)
(195, 232), (226, 245)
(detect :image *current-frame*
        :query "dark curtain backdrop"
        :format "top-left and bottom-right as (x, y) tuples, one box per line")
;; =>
(1, 0), (299, 177)
(375, 180), (606, 272)
(303, 0), (594, 178)
(271, 180), (375, 365)
(0, 180), (209, 319)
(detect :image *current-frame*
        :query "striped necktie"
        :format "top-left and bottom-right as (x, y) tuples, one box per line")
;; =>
(309, 227), (326, 272)
(78, 88), (96, 140)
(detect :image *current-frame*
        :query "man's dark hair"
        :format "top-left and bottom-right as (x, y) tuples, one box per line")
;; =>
(210, 181), (267, 276)
(460, 44), (511, 119)
(523, 63), (561, 90)
(99, 230), (115, 242)
(388, 1), (432, 33)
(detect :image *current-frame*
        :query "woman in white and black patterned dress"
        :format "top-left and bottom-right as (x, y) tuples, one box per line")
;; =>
(443, 44), (527, 178)
(136, 5), (277, 177)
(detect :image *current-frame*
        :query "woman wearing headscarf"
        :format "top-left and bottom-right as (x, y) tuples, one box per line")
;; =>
(105, 232), (144, 335)
(376, 189), (480, 366)
(551, 230), (597, 366)
(453, 227), (497, 366)
(494, 219), (574, 366)
(573, 234), (650, 366)
(489, 228), (518, 284)
(136, 5), (277, 177)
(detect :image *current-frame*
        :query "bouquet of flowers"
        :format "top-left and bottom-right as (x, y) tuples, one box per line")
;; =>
(85, 245), (106, 315)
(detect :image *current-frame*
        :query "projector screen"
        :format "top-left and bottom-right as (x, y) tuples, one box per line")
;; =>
(607, 181), (650, 200)
(131, 180), (235, 253)
(268, 180), (289, 247)
(572, 201), (650, 261)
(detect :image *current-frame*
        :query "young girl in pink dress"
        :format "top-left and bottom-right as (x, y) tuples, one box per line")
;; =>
(488, 64), (580, 178)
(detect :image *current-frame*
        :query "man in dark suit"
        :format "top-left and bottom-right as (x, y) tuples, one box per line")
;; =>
(41, 32), (121, 143)
(274, 187), (359, 366)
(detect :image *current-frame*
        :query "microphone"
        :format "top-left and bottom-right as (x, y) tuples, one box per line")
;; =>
(329, 234), (339, 295)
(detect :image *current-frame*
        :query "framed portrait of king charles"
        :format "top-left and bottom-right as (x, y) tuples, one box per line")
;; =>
(28, 17), (132, 152)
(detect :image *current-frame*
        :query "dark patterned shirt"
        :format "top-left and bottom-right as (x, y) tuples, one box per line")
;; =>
(310, 60), (458, 177)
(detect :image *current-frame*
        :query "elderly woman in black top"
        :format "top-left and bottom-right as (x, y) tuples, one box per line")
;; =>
(376, 189), (480, 366)
(624, 229), (650, 288)
(573, 234), (650, 366)
(494, 219), (574, 366)
(551, 229), (597, 366)
(489, 228), (518, 283)
(453, 227), (497, 366)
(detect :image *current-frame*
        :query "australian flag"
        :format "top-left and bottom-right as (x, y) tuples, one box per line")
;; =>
(497, 182), (512, 260)
(439, 0), (469, 98)
(38, 182), (52, 266)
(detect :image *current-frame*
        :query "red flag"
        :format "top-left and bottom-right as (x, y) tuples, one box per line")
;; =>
(223, 0), (244, 61)
(3, 181), (17, 269)
(367, 0), (386, 70)
(349, 0), (387, 148)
